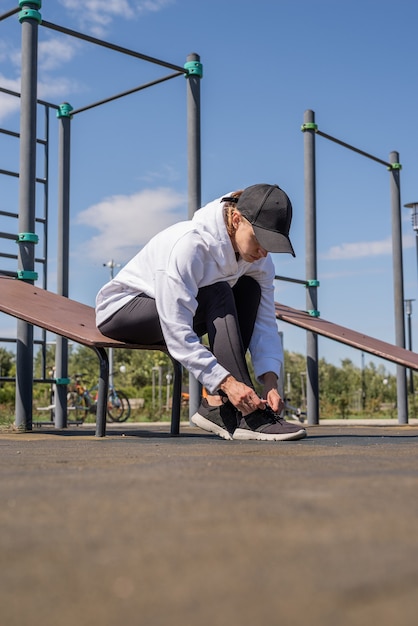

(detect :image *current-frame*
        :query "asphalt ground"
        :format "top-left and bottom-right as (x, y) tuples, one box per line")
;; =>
(1, 421), (418, 626)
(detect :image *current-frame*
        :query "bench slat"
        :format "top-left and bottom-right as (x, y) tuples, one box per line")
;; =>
(0, 275), (180, 437)
(275, 302), (418, 371)
(0, 276), (160, 351)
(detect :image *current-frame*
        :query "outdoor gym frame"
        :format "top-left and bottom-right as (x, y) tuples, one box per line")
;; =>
(302, 109), (408, 425)
(1, 1), (202, 431)
(0, 4), (409, 430)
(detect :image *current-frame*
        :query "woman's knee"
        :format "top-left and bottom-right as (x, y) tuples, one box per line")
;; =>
(233, 275), (261, 300)
(196, 281), (233, 307)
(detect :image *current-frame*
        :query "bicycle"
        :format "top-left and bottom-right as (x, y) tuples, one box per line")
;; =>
(67, 373), (131, 423)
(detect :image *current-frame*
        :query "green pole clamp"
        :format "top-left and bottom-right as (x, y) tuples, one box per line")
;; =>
(18, 8), (42, 23)
(307, 309), (320, 317)
(184, 60), (203, 78)
(57, 102), (74, 118)
(306, 279), (320, 287)
(388, 162), (402, 171)
(18, 0), (42, 24)
(301, 122), (318, 132)
(17, 270), (38, 281)
(17, 232), (39, 244)
(55, 377), (71, 385)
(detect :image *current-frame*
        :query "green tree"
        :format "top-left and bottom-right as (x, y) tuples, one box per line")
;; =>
(283, 351), (306, 407)
(0, 347), (14, 378)
(0, 348), (16, 405)
(33, 343), (56, 380)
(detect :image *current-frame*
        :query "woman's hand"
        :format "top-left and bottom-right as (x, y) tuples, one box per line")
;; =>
(219, 375), (265, 415)
(264, 387), (284, 413)
(261, 371), (284, 414)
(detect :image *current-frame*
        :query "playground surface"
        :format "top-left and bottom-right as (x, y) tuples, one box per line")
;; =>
(1, 421), (418, 626)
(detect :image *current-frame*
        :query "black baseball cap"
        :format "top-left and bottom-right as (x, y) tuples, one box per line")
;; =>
(232, 183), (295, 256)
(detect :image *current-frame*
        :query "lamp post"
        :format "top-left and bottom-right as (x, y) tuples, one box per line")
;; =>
(103, 260), (120, 389)
(404, 202), (418, 284)
(404, 299), (415, 395)
(151, 366), (163, 412)
(361, 351), (366, 411)
(166, 372), (172, 410)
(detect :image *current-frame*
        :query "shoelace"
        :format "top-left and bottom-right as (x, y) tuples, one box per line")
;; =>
(263, 405), (284, 424)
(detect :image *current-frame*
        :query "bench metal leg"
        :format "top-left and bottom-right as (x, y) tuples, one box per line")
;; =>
(170, 358), (182, 435)
(94, 348), (181, 438)
(94, 346), (109, 437)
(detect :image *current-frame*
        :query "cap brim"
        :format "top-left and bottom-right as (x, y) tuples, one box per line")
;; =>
(253, 225), (296, 256)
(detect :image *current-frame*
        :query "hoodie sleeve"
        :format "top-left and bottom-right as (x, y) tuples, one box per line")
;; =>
(154, 233), (230, 394)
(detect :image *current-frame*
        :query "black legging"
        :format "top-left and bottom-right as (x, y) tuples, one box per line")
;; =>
(98, 275), (261, 389)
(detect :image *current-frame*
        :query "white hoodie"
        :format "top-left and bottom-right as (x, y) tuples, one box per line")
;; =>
(95, 195), (283, 393)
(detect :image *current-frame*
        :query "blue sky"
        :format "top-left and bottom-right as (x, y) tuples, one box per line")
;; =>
(1, 0), (418, 375)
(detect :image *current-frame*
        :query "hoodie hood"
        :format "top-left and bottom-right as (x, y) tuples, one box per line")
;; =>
(191, 194), (238, 272)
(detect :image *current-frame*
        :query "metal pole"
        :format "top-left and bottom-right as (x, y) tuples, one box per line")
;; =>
(152, 367), (157, 409)
(54, 103), (73, 428)
(389, 151), (408, 423)
(404, 202), (418, 288)
(158, 366), (163, 410)
(404, 202), (418, 401)
(361, 352), (366, 411)
(302, 110), (319, 425)
(103, 260), (120, 389)
(416, 233), (418, 288)
(185, 52), (202, 420)
(404, 299), (415, 395)
(15, 2), (41, 431)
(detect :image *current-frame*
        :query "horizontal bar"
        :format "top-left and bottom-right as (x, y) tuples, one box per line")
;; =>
(0, 128), (19, 139)
(0, 231), (18, 241)
(0, 168), (19, 178)
(0, 86), (60, 110)
(274, 274), (308, 286)
(0, 376), (55, 385)
(41, 20), (186, 73)
(0, 211), (47, 225)
(0, 170), (48, 184)
(0, 7), (20, 22)
(72, 71), (184, 116)
(0, 128), (47, 145)
(0, 252), (18, 260)
(316, 130), (392, 168)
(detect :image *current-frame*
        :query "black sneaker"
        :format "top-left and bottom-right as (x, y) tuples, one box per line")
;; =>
(191, 398), (238, 440)
(233, 405), (307, 441)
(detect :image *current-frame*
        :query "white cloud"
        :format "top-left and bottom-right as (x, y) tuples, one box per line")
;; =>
(0, 75), (21, 121)
(0, 36), (82, 122)
(320, 268), (385, 280)
(76, 187), (186, 262)
(38, 75), (82, 102)
(139, 164), (181, 184)
(0, 74), (82, 122)
(59, 0), (174, 36)
(38, 37), (80, 72)
(0, 36), (77, 74)
(322, 233), (415, 260)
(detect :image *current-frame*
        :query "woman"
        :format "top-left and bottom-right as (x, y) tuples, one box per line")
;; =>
(96, 183), (306, 441)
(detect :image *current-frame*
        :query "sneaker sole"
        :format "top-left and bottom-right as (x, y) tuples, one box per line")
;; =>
(191, 412), (233, 440)
(233, 427), (307, 441)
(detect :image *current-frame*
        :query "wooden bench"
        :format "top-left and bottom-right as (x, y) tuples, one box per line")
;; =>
(0, 276), (182, 437)
(275, 302), (418, 371)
